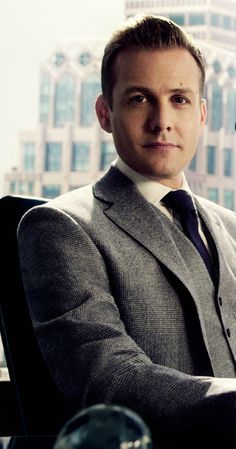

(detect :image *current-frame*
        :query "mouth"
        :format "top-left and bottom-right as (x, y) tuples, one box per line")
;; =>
(143, 141), (178, 149)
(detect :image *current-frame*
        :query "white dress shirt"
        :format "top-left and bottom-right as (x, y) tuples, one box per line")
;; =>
(115, 157), (210, 254)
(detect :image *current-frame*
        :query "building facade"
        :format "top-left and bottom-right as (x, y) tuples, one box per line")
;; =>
(4, 41), (116, 199)
(3, 0), (236, 210)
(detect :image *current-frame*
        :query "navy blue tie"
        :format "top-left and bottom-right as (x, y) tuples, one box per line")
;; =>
(162, 190), (213, 279)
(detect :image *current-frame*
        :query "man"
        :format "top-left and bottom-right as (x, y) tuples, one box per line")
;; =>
(17, 14), (236, 447)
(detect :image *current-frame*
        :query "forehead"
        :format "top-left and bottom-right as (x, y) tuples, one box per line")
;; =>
(113, 47), (201, 94)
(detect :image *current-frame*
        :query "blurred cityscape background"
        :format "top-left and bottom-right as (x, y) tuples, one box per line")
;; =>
(0, 0), (236, 369)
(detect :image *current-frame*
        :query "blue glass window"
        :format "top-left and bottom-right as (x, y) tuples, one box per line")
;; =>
(23, 143), (35, 172)
(189, 14), (205, 25)
(211, 83), (222, 131)
(40, 75), (51, 124)
(224, 148), (233, 177)
(42, 185), (61, 199)
(28, 181), (34, 194)
(207, 188), (219, 204)
(71, 142), (90, 171)
(224, 190), (234, 210)
(45, 143), (62, 171)
(211, 14), (220, 27)
(81, 74), (101, 126)
(9, 181), (16, 194)
(207, 145), (216, 174)
(53, 52), (65, 67)
(225, 88), (236, 134)
(100, 142), (117, 170)
(223, 16), (231, 29)
(169, 15), (185, 26)
(188, 154), (197, 171)
(54, 74), (76, 127)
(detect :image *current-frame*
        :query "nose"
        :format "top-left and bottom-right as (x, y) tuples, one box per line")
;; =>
(147, 103), (172, 133)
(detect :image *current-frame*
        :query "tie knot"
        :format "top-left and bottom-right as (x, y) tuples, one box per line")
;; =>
(162, 190), (196, 216)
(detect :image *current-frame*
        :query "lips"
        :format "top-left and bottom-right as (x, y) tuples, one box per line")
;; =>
(143, 141), (178, 148)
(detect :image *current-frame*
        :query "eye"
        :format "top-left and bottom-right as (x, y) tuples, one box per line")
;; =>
(129, 95), (148, 104)
(172, 95), (189, 105)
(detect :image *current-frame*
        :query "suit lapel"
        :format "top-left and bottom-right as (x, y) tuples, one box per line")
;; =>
(93, 166), (207, 296)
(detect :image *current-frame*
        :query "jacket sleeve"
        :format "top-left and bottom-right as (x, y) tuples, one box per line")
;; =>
(17, 204), (236, 445)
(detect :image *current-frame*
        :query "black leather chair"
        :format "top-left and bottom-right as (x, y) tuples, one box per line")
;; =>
(0, 195), (72, 436)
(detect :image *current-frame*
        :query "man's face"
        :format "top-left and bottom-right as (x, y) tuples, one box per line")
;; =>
(96, 47), (207, 188)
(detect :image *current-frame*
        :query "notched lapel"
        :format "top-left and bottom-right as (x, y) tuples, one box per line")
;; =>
(93, 166), (201, 295)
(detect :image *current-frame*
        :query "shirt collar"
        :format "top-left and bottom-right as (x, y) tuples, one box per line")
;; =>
(115, 157), (192, 206)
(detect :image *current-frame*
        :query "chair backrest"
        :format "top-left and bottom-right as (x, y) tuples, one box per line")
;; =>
(0, 195), (72, 436)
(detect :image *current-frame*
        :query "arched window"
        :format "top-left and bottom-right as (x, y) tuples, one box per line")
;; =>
(210, 82), (222, 131)
(225, 87), (236, 134)
(54, 73), (76, 127)
(80, 74), (101, 126)
(39, 74), (51, 124)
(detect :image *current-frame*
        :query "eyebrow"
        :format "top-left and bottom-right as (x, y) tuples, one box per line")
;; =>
(124, 86), (196, 95)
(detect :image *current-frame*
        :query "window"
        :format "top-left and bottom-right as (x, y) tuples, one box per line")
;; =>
(207, 145), (216, 174)
(224, 189), (234, 210)
(71, 142), (90, 171)
(100, 142), (117, 170)
(188, 154), (197, 171)
(225, 88), (236, 135)
(54, 74), (76, 127)
(211, 14), (220, 27)
(9, 181), (16, 194)
(39, 74), (51, 124)
(210, 83), (222, 131)
(169, 14), (185, 26)
(80, 74), (101, 126)
(42, 185), (61, 198)
(28, 181), (34, 194)
(23, 143), (35, 172)
(224, 148), (233, 177)
(223, 16), (231, 30)
(45, 143), (62, 171)
(189, 14), (205, 25)
(207, 188), (219, 203)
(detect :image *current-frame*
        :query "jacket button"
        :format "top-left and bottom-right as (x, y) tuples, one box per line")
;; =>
(226, 328), (231, 338)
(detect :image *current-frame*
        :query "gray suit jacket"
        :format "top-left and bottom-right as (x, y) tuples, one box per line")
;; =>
(17, 165), (236, 443)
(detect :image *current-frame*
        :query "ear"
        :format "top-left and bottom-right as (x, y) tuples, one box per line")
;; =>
(200, 98), (207, 126)
(95, 94), (112, 133)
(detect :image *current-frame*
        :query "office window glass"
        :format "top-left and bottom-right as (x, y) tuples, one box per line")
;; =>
(23, 143), (35, 172)
(188, 154), (197, 171)
(169, 14), (185, 26)
(211, 14), (220, 27)
(9, 181), (16, 194)
(207, 145), (216, 174)
(42, 185), (61, 198)
(54, 74), (76, 127)
(100, 142), (116, 170)
(207, 188), (219, 204)
(189, 14), (205, 25)
(224, 148), (233, 177)
(28, 181), (34, 194)
(223, 16), (231, 29)
(45, 142), (62, 171)
(224, 190), (234, 210)
(40, 74), (51, 124)
(71, 142), (90, 171)
(211, 83), (222, 131)
(81, 74), (101, 126)
(226, 88), (236, 134)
